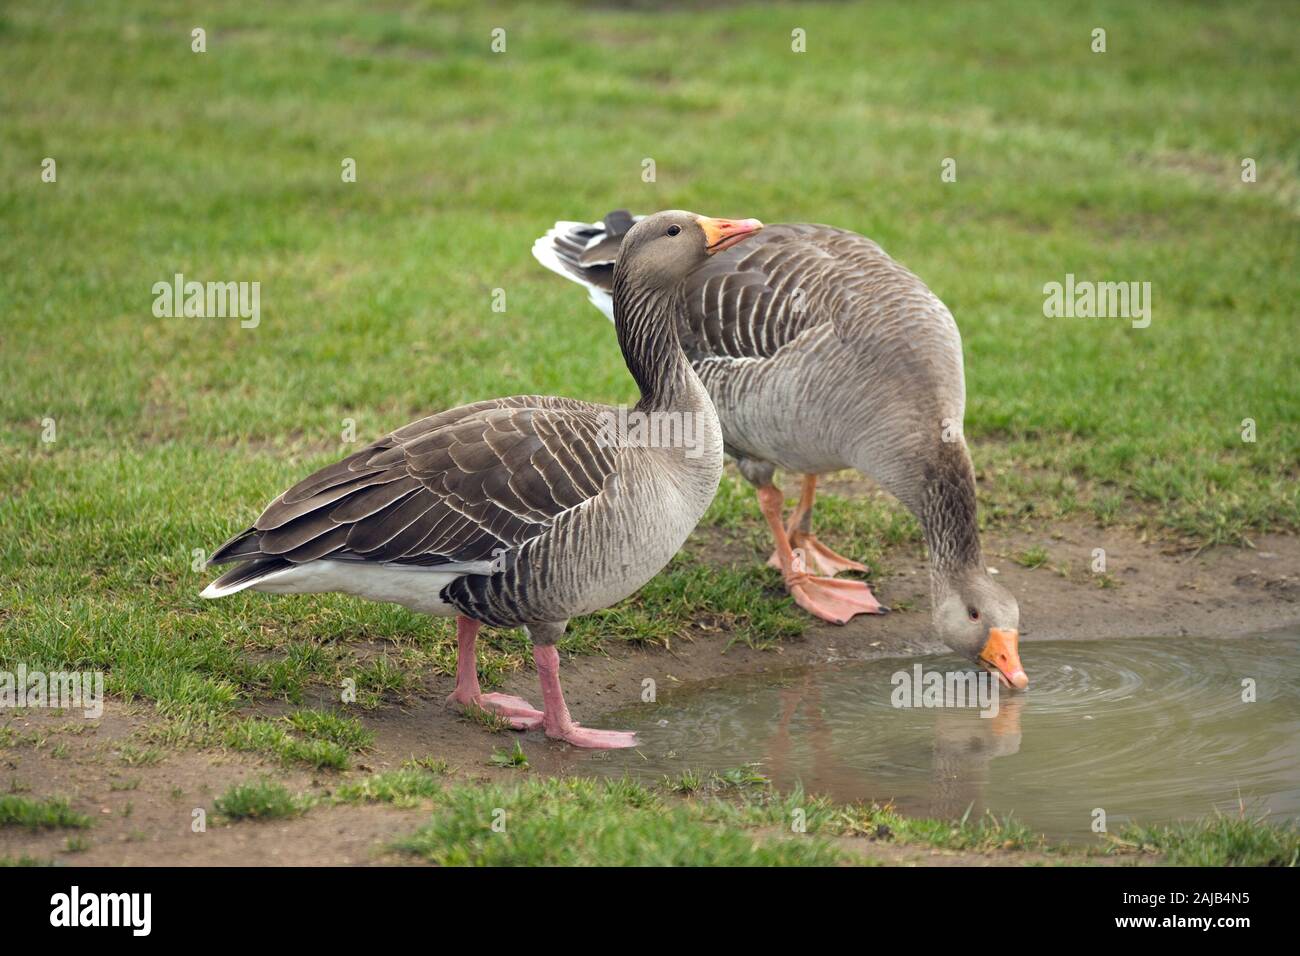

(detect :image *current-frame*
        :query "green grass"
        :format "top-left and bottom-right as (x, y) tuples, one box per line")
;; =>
(390, 771), (1035, 864)
(839, 802), (1045, 853)
(334, 768), (444, 808)
(214, 779), (305, 821)
(489, 740), (530, 769)
(392, 776), (843, 866)
(1012, 545), (1050, 570)
(457, 703), (514, 734)
(569, 549), (806, 653)
(223, 716), (356, 770)
(117, 745), (165, 767)
(1115, 814), (1300, 867)
(63, 834), (91, 853)
(390, 774), (1300, 865)
(402, 756), (451, 774)
(0, 795), (93, 831)
(208, 767), (1298, 865)
(284, 708), (375, 751)
(665, 769), (706, 794)
(0, 0), (1296, 758)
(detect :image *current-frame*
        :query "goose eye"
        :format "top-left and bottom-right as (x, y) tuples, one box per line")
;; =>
(666, 224), (681, 237)
(968, 607), (980, 622)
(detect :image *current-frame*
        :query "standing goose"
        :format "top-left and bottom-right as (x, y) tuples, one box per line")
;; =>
(201, 210), (765, 748)
(533, 212), (1027, 689)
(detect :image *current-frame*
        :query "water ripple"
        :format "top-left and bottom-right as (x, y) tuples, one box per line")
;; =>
(575, 634), (1300, 840)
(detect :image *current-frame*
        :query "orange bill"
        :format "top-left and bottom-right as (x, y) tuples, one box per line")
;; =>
(696, 216), (763, 254)
(980, 627), (1029, 690)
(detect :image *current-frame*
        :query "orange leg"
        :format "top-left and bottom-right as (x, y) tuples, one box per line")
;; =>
(767, 475), (869, 577)
(757, 484), (884, 625)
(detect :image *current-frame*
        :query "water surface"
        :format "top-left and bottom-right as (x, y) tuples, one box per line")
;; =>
(573, 634), (1299, 841)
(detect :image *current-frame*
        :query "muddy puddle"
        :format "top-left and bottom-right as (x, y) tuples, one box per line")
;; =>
(567, 633), (1299, 841)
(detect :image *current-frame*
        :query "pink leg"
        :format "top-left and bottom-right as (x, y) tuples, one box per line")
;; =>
(534, 645), (637, 749)
(444, 616), (483, 705)
(445, 615), (543, 729)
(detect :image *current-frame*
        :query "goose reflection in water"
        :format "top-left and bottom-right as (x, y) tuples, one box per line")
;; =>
(574, 637), (1299, 841)
(765, 668), (1024, 819)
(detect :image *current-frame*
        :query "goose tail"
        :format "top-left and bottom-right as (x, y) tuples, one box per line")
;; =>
(200, 527), (292, 598)
(200, 557), (293, 599)
(531, 210), (641, 323)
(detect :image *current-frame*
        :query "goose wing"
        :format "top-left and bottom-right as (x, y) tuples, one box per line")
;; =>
(679, 223), (952, 361)
(533, 214), (959, 372)
(208, 396), (619, 570)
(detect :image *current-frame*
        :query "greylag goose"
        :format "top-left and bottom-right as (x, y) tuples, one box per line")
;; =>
(533, 212), (1027, 689)
(200, 210), (765, 747)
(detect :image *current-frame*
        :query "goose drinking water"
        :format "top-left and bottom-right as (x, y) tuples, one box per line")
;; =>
(534, 212), (1027, 689)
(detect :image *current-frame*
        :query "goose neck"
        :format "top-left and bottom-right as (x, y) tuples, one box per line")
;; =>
(919, 443), (985, 586)
(613, 274), (695, 411)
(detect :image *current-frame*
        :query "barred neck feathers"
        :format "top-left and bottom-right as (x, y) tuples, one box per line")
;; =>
(920, 441), (984, 581)
(612, 270), (694, 412)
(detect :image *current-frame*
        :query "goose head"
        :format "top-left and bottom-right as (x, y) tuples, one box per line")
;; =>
(932, 568), (1027, 690)
(616, 210), (763, 286)
(611, 211), (763, 407)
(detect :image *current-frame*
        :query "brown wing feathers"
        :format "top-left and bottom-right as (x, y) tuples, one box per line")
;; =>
(207, 398), (617, 573)
(680, 226), (867, 361)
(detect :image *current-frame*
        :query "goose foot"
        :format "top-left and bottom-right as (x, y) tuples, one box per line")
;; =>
(786, 573), (886, 625)
(482, 694), (545, 732)
(445, 616), (546, 728)
(478, 692), (543, 718)
(767, 532), (868, 577)
(547, 725), (639, 749)
(503, 713), (545, 732)
(532, 642), (638, 749)
(756, 483), (886, 624)
(444, 691), (545, 729)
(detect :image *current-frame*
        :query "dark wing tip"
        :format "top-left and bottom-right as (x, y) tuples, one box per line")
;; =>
(207, 527), (262, 566)
(603, 209), (635, 235)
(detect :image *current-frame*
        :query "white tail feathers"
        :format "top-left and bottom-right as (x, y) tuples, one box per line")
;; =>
(531, 221), (616, 323)
(199, 561), (294, 599)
